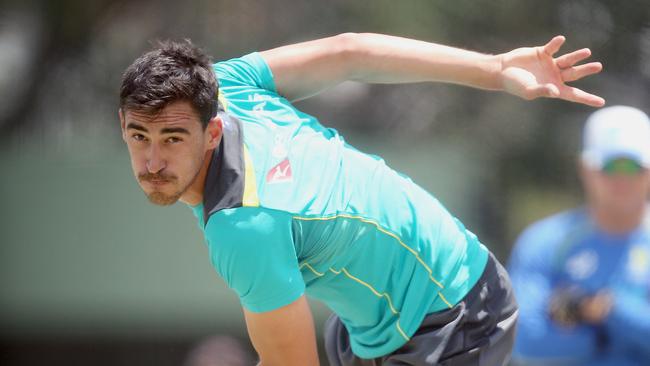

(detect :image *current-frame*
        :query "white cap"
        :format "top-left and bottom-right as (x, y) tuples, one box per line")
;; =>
(581, 105), (650, 169)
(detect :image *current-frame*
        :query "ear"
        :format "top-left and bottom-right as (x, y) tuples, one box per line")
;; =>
(205, 116), (223, 150)
(119, 108), (127, 142)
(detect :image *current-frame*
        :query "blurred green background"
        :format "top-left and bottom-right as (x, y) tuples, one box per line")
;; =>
(1, 0), (648, 364)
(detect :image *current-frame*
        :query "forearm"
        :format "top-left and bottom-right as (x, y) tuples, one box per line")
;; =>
(263, 32), (502, 101)
(345, 33), (502, 90)
(249, 330), (320, 366)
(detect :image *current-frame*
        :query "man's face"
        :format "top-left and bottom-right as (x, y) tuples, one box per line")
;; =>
(581, 159), (650, 213)
(120, 101), (219, 205)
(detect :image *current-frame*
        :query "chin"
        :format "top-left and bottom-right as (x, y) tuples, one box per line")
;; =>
(147, 192), (181, 206)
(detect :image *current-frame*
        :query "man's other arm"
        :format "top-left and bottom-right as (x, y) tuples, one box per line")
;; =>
(260, 32), (604, 106)
(244, 295), (319, 366)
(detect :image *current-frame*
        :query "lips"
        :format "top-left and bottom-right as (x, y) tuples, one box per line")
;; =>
(147, 179), (169, 186)
(138, 172), (176, 188)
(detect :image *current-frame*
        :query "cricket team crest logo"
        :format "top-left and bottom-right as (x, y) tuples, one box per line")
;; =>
(266, 158), (293, 184)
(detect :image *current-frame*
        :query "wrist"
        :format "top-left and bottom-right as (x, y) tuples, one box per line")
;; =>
(455, 53), (504, 91)
(488, 53), (506, 91)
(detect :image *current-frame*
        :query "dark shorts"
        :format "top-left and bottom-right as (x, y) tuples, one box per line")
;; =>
(324, 252), (519, 366)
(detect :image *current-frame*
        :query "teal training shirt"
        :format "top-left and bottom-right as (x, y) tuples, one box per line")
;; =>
(190, 53), (489, 358)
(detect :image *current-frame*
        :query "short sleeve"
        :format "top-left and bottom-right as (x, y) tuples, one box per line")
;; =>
(204, 207), (304, 313)
(213, 52), (277, 93)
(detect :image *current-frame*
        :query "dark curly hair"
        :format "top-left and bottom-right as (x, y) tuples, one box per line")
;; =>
(119, 39), (219, 128)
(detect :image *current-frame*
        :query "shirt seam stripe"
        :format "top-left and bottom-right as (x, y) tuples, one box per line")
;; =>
(329, 266), (410, 342)
(293, 214), (445, 289)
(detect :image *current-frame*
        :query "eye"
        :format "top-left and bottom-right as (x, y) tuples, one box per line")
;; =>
(132, 133), (147, 142)
(165, 136), (183, 144)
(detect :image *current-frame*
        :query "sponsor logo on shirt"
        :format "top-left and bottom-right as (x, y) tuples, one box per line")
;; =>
(266, 158), (293, 184)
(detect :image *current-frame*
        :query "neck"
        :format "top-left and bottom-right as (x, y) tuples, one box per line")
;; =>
(589, 201), (645, 234)
(179, 150), (214, 206)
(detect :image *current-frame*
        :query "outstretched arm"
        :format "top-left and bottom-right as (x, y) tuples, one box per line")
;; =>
(261, 33), (604, 106)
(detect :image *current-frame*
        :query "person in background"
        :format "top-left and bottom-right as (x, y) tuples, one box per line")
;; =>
(509, 105), (650, 366)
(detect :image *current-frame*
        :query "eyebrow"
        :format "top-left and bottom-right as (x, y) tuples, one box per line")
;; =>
(126, 122), (148, 132)
(126, 123), (191, 135)
(160, 127), (191, 135)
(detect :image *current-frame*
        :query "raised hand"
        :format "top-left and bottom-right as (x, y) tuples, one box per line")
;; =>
(500, 35), (605, 107)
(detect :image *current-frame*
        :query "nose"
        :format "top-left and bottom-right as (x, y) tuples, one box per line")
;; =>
(146, 145), (166, 173)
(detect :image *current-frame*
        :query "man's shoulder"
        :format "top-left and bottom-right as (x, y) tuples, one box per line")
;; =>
(509, 208), (590, 272)
(205, 206), (293, 237)
(213, 52), (262, 75)
(516, 207), (589, 250)
(528, 207), (588, 233)
(213, 52), (276, 92)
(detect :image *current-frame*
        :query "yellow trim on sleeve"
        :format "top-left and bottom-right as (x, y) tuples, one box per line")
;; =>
(242, 145), (260, 207)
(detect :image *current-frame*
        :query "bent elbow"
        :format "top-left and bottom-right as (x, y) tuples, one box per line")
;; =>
(331, 33), (360, 61)
(332, 32), (361, 53)
(330, 32), (365, 80)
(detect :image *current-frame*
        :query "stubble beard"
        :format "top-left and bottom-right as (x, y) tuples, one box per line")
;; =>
(147, 190), (183, 206)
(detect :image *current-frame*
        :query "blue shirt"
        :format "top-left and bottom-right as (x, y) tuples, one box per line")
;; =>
(509, 208), (650, 365)
(191, 52), (489, 358)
